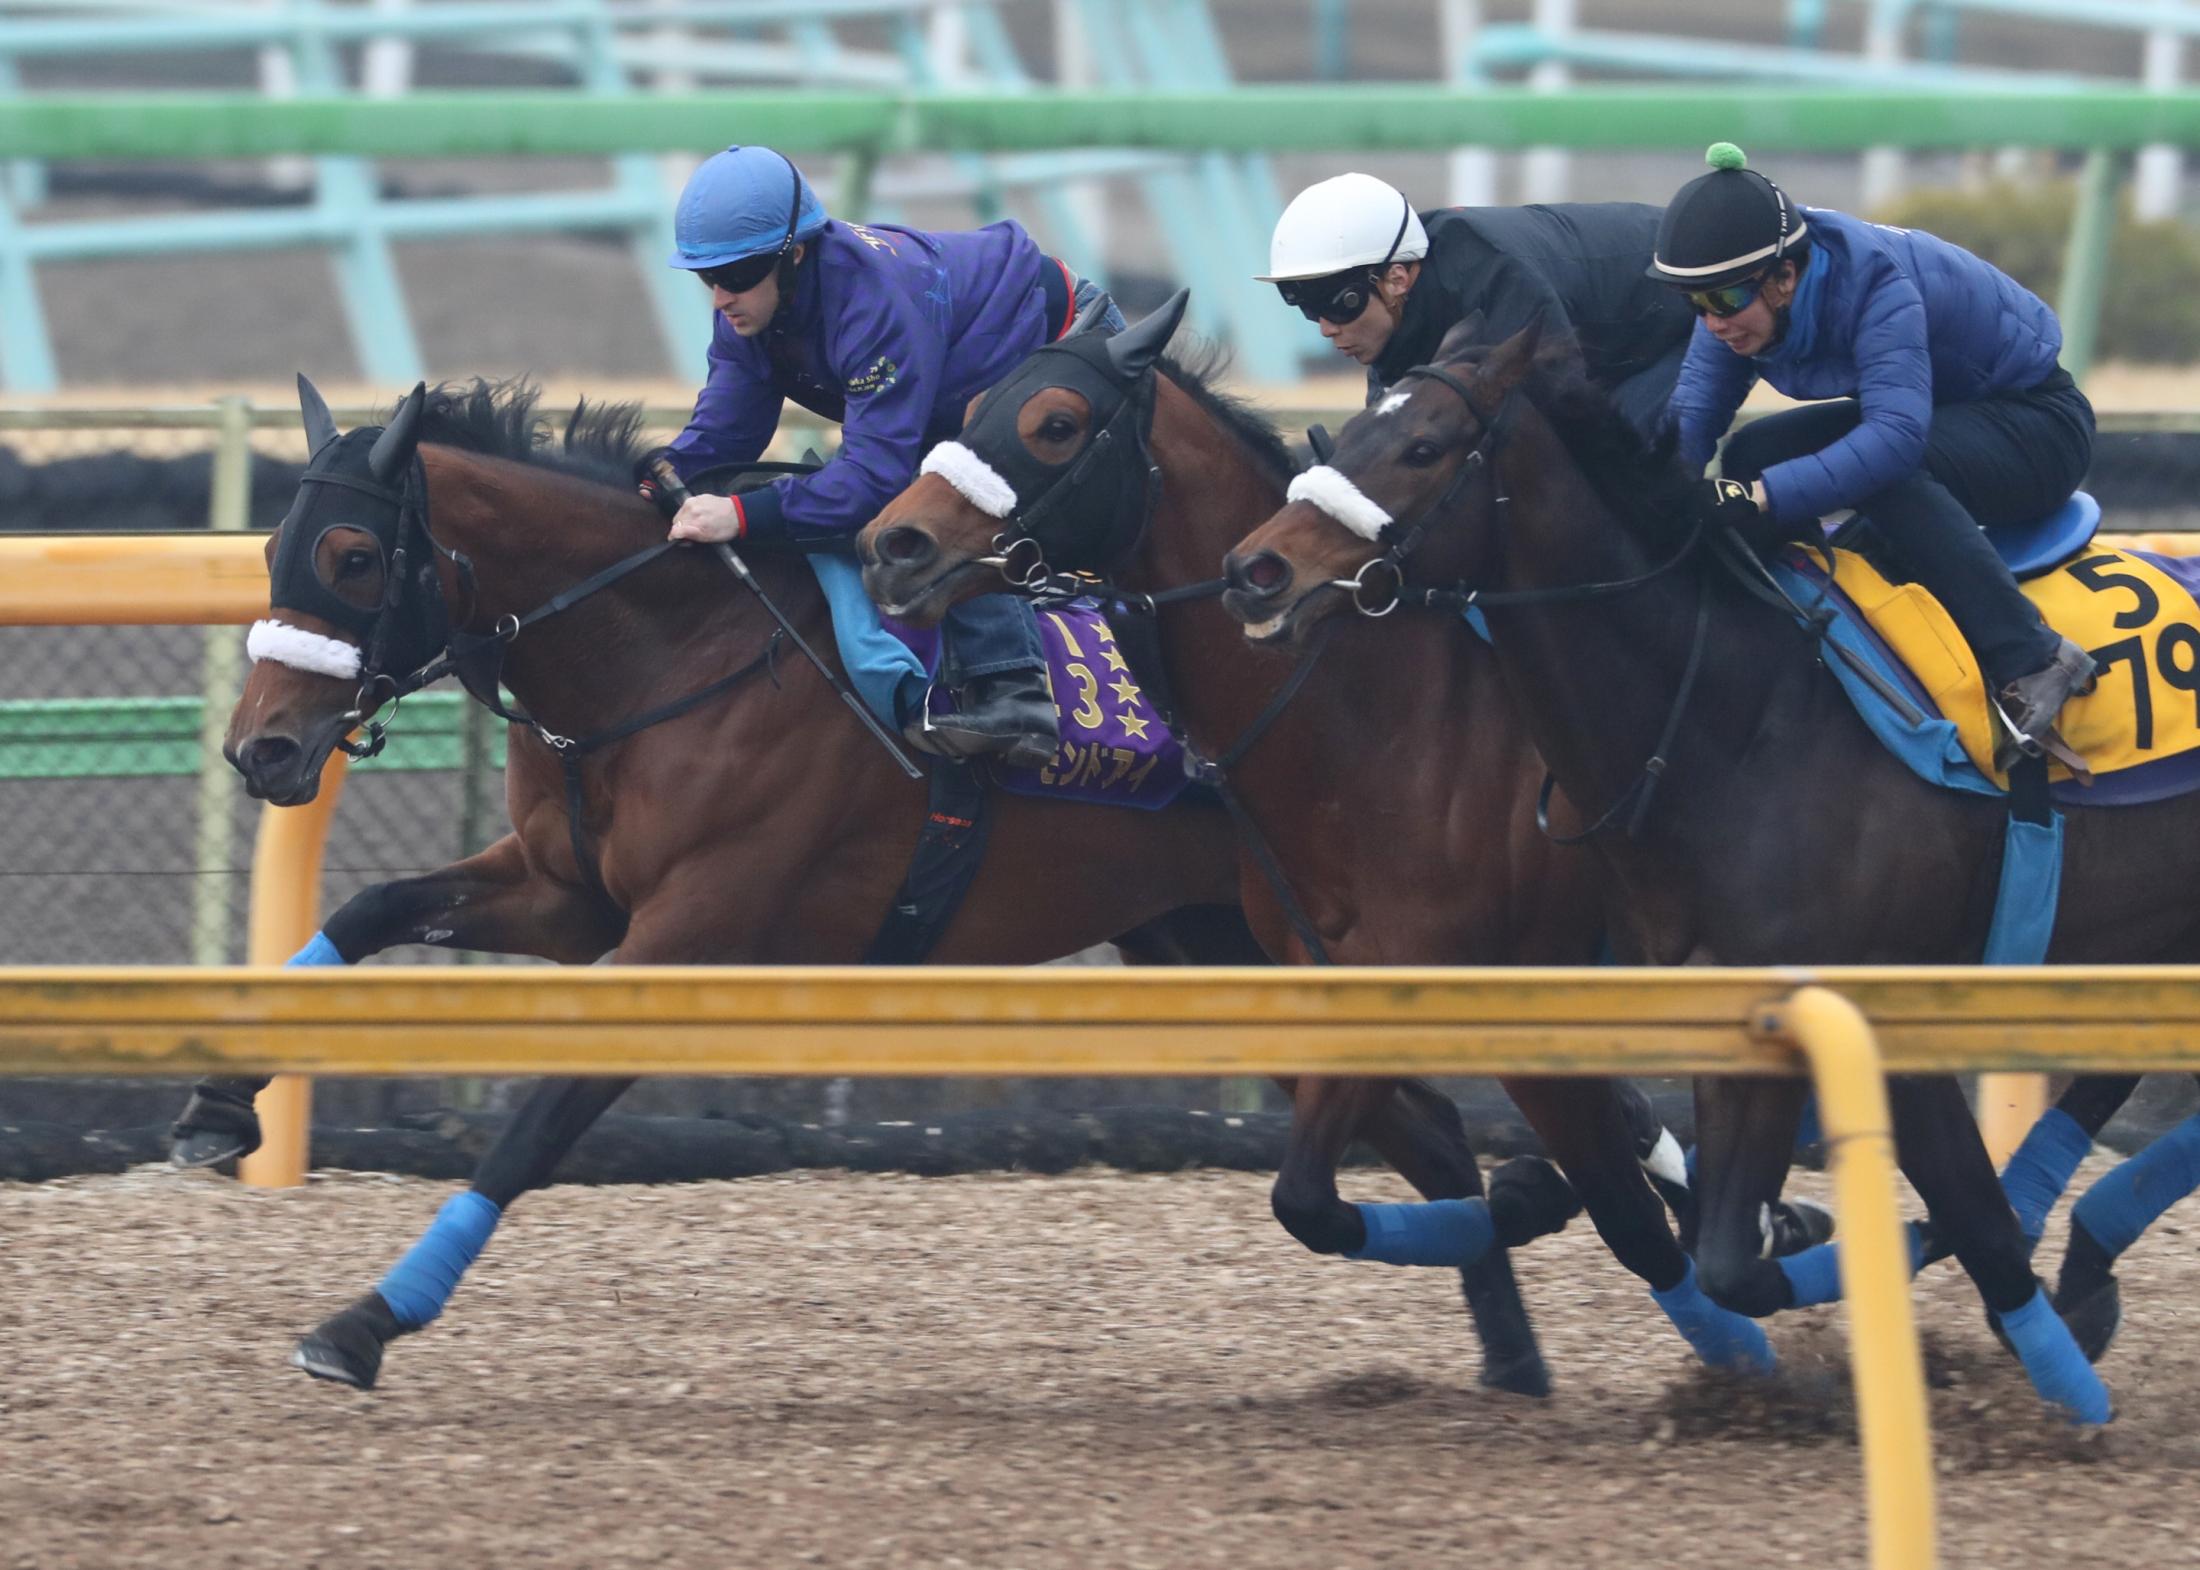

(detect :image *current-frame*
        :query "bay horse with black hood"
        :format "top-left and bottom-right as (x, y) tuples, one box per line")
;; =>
(1219, 316), (2187, 1425)
(859, 293), (1795, 1388)
(175, 374), (1568, 1393)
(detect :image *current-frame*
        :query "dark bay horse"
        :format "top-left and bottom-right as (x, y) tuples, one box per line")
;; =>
(1217, 318), (2190, 1424)
(179, 377), (1553, 1392)
(855, 296), (1783, 1389)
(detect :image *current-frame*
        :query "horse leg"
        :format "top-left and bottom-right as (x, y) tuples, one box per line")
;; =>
(1889, 1075), (2112, 1424)
(171, 835), (622, 1166)
(292, 1075), (636, 1390)
(1690, 1075), (1812, 1321)
(1512, 1076), (1774, 1373)
(2054, 1073), (2200, 1362)
(1358, 1080), (1558, 1397)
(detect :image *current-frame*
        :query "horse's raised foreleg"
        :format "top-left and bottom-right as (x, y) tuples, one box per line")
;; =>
(1512, 1076), (1774, 1373)
(171, 835), (622, 1167)
(1888, 1075), (2112, 1424)
(291, 1074), (637, 1390)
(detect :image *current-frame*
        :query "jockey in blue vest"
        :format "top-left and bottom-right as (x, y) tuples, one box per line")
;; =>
(1653, 143), (2099, 770)
(656, 145), (1123, 767)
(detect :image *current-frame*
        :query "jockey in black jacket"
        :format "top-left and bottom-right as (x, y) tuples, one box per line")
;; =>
(1259, 172), (1698, 441)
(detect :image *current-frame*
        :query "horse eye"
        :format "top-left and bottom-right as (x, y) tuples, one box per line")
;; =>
(340, 549), (375, 575)
(1404, 441), (1442, 466)
(1040, 415), (1078, 441)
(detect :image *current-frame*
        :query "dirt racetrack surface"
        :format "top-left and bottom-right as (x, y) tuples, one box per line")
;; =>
(2, 1159), (2194, 1568)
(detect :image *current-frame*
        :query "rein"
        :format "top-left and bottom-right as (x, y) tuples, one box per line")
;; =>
(1327, 362), (1718, 845)
(343, 465), (793, 908)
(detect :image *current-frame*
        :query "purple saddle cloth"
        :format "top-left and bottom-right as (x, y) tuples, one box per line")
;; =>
(892, 599), (1189, 812)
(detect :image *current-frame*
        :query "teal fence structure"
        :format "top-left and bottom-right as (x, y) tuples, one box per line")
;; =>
(4, 87), (2197, 381)
(0, 0), (1304, 391)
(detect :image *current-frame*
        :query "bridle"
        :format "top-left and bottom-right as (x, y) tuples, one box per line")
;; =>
(1311, 362), (1715, 844)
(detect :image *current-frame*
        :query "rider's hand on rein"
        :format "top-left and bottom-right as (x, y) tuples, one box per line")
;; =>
(667, 492), (743, 544)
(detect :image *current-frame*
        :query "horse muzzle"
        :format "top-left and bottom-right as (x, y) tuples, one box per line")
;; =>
(227, 716), (347, 805)
(1222, 548), (1313, 645)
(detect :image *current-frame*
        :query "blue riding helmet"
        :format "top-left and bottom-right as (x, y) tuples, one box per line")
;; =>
(668, 145), (831, 271)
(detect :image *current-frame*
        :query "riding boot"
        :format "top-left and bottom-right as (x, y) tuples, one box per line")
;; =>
(920, 671), (1061, 771)
(1995, 635), (2100, 778)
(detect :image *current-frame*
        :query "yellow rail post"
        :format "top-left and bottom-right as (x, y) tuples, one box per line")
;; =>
(1761, 985), (1938, 1570)
(235, 753), (349, 1188)
(1978, 1072), (2049, 1168)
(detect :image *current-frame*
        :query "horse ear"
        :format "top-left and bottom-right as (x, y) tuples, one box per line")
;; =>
(367, 382), (428, 483)
(297, 373), (341, 457)
(1106, 289), (1190, 380)
(1436, 309), (1487, 363)
(1068, 291), (1119, 338)
(1479, 316), (1546, 395)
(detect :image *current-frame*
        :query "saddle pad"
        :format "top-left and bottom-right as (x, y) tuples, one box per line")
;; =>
(950, 602), (1189, 811)
(1801, 543), (2200, 791)
(805, 554), (1187, 811)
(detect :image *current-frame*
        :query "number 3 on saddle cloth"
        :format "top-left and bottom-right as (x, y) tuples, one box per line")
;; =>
(1766, 492), (2200, 963)
(808, 554), (1189, 811)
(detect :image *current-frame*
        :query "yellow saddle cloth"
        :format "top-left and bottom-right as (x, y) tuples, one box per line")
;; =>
(1820, 544), (2200, 788)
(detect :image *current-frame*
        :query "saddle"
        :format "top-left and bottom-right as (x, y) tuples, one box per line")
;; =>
(1789, 491), (2200, 798)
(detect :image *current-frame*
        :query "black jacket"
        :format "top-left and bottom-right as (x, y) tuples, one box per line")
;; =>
(1368, 202), (1697, 402)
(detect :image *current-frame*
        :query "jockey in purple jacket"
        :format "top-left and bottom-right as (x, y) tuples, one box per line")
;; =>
(1654, 143), (2098, 770)
(657, 145), (1122, 767)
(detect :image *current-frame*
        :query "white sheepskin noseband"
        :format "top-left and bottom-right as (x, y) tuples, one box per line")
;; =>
(920, 441), (1018, 520)
(247, 619), (363, 681)
(1287, 466), (1392, 542)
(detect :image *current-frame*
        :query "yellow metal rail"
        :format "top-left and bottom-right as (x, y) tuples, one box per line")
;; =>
(2, 964), (2198, 1077)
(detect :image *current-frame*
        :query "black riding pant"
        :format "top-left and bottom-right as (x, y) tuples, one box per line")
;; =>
(1718, 368), (2095, 687)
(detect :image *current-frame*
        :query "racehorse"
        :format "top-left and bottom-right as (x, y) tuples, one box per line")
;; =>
(174, 375), (1557, 1391)
(1215, 317), (2184, 1423)
(855, 294), (1785, 1384)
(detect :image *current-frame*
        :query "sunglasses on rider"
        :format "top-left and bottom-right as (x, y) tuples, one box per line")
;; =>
(1277, 274), (1375, 326)
(1684, 274), (1766, 319)
(695, 251), (783, 295)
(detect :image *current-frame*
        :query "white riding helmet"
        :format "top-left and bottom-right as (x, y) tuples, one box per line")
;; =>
(1257, 172), (1430, 282)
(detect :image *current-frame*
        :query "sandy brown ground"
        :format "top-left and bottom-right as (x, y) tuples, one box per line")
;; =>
(1, 1158), (2195, 1568)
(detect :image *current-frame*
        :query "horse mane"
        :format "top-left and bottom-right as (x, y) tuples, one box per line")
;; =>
(1156, 342), (1302, 491)
(1510, 356), (1697, 552)
(405, 377), (652, 495)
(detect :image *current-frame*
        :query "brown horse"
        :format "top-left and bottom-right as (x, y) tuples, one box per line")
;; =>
(177, 376), (1557, 1392)
(856, 295), (1786, 1385)
(1218, 317), (2157, 1424)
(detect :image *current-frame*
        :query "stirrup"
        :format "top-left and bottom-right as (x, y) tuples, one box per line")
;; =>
(1991, 694), (2093, 786)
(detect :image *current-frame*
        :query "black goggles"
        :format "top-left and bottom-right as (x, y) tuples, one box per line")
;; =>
(1683, 274), (1765, 319)
(695, 251), (783, 295)
(1277, 273), (1375, 326)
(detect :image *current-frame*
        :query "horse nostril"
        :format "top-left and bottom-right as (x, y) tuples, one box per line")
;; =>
(877, 526), (937, 569)
(239, 736), (301, 779)
(1227, 549), (1292, 599)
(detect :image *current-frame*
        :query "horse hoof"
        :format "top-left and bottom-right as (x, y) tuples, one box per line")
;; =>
(291, 1294), (402, 1390)
(1480, 1352), (1553, 1400)
(1761, 1199), (1835, 1258)
(170, 1129), (250, 1169)
(1488, 1155), (1583, 1247)
(2055, 1274), (2122, 1365)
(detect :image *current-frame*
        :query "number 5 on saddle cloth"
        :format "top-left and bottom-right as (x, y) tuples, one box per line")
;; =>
(1763, 494), (2200, 961)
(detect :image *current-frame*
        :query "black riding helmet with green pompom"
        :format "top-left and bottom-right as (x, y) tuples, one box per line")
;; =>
(1647, 143), (1810, 290)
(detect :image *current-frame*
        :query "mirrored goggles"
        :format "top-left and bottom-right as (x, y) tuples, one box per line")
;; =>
(1277, 273), (1374, 326)
(1683, 275), (1765, 319)
(695, 251), (783, 295)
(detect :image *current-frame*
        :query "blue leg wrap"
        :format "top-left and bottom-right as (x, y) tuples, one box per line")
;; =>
(1776, 1219), (1932, 1309)
(1999, 1284), (2113, 1425)
(375, 1190), (502, 1329)
(2070, 1109), (2200, 1261)
(2000, 1106), (2092, 1247)
(287, 930), (345, 967)
(1346, 1198), (1494, 1268)
(1651, 1259), (1777, 1373)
